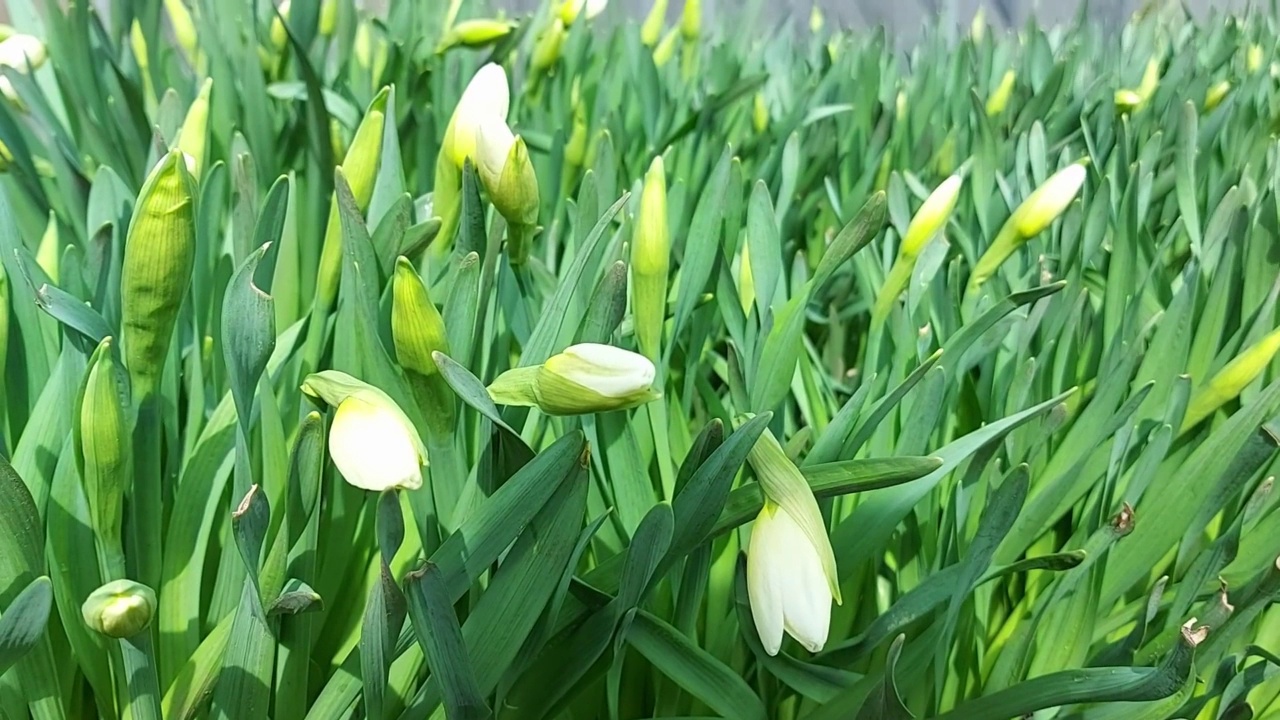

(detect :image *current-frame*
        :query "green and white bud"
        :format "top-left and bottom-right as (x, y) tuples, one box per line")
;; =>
(302, 371), (427, 492)
(82, 580), (156, 639)
(558, 0), (607, 25)
(0, 33), (45, 71)
(270, 0), (291, 50)
(488, 343), (660, 415)
(476, 115), (540, 230)
(176, 77), (212, 178)
(901, 173), (962, 258)
(443, 63), (510, 169)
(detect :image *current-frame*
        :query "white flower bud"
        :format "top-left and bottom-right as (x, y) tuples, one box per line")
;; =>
(748, 503), (833, 655)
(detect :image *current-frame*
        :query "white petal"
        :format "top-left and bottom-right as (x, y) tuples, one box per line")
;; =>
(747, 508), (786, 656)
(771, 506), (833, 652)
(475, 114), (516, 183)
(585, 0), (608, 19)
(0, 35), (45, 72)
(553, 343), (655, 397)
(329, 396), (424, 492)
(450, 63), (510, 165)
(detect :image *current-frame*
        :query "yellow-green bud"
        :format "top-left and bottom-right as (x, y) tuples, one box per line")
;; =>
(565, 102), (589, 167)
(1114, 89), (1143, 113)
(641, 0), (668, 47)
(176, 77), (212, 178)
(1204, 80), (1230, 112)
(319, 0), (337, 36)
(315, 90), (387, 310)
(77, 338), (130, 554)
(121, 151), (196, 400)
(901, 174), (962, 258)
(653, 25), (680, 67)
(164, 0), (198, 61)
(809, 5), (824, 33)
(1136, 57), (1160, 100)
(1009, 163), (1086, 240)
(632, 157), (669, 361)
(82, 580), (156, 639)
(302, 370), (427, 492)
(1248, 43), (1264, 73)
(985, 69), (1015, 117)
(1183, 326), (1280, 433)
(488, 343), (660, 415)
(970, 6), (986, 42)
(270, 0), (291, 50)
(532, 19), (567, 73)
(476, 118), (539, 229)
(558, 0), (607, 25)
(680, 0), (700, 40)
(738, 242), (755, 313)
(438, 18), (517, 52)
(392, 258), (454, 432)
(36, 210), (58, 284)
(443, 64), (510, 168)
(752, 92), (769, 134)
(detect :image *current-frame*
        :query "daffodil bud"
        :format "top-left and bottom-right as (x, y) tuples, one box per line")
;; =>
(970, 6), (986, 42)
(985, 69), (1015, 117)
(176, 78), (212, 178)
(901, 174), (962, 258)
(558, 0), (607, 25)
(392, 258), (454, 433)
(1114, 88), (1142, 113)
(82, 580), (156, 639)
(164, 0), (198, 61)
(745, 428), (840, 655)
(752, 92), (769, 134)
(653, 26), (679, 67)
(319, 0), (337, 36)
(37, 210), (58, 283)
(565, 101), (589, 167)
(121, 151), (196, 400)
(443, 64), (510, 169)
(967, 161), (1086, 292)
(1204, 80), (1230, 112)
(0, 33), (45, 71)
(641, 0), (667, 46)
(632, 157), (669, 361)
(438, 18), (517, 52)
(270, 0), (291, 50)
(1182, 326), (1280, 432)
(315, 89), (387, 310)
(488, 343), (660, 415)
(1136, 57), (1160, 99)
(1248, 43), (1264, 73)
(301, 370), (427, 492)
(477, 117), (540, 227)
(679, 0), (700, 40)
(76, 338), (130, 560)
(1009, 162), (1087, 240)
(532, 19), (567, 73)
(738, 242), (755, 312)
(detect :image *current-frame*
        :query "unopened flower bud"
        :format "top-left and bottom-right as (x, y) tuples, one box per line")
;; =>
(82, 580), (156, 639)
(632, 157), (669, 361)
(985, 69), (1015, 116)
(532, 19), (567, 73)
(488, 343), (660, 415)
(641, 0), (667, 47)
(438, 18), (517, 52)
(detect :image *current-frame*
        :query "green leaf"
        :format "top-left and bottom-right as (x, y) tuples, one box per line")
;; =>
(405, 563), (491, 720)
(627, 612), (767, 720)
(855, 635), (912, 720)
(0, 576), (53, 675)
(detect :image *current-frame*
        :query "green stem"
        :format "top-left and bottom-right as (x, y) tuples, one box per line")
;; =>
(129, 397), (162, 591)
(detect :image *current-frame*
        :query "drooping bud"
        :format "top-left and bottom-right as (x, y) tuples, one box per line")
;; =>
(437, 18), (517, 52)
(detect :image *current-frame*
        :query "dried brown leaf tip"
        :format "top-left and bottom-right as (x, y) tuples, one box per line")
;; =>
(1112, 502), (1135, 535)
(1180, 617), (1209, 647)
(234, 484), (260, 519)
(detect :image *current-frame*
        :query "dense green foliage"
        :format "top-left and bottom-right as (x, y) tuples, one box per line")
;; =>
(2, 0), (1280, 717)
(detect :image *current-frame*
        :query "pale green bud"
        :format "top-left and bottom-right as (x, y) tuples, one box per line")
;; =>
(1136, 57), (1160, 99)
(632, 157), (669, 361)
(270, 0), (291, 50)
(1183, 326), (1280, 433)
(809, 5), (824, 33)
(319, 0), (337, 36)
(641, 0), (667, 47)
(76, 338), (130, 553)
(36, 210), (58, 284)
(392, 258), (454, 433)
(565, 101), (589, 166)
(752, 92), (769, 134)
(489, 343), (660, 416)
(82, 580), (156, 639)
(164, 0), (198, 61)
(476, 117), (539, 228)
(901, 174), (962, 257)
(1114, 89), (1143, 112)
(302, 370), (427, 492)
(1248, 44), (1264, 74)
